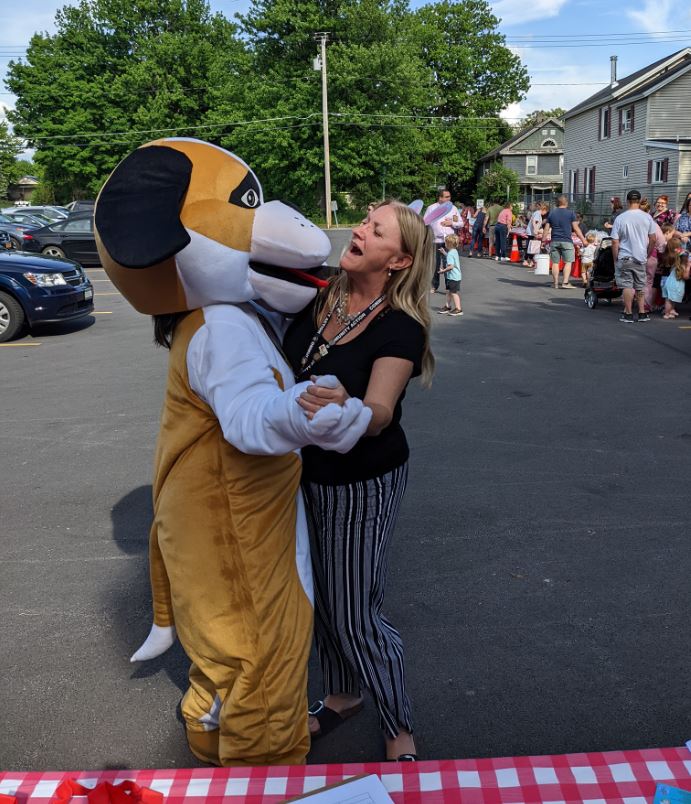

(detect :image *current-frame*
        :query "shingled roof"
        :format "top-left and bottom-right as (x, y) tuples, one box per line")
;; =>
(479, 117), (564, 161)
(565, 48), (691, 119)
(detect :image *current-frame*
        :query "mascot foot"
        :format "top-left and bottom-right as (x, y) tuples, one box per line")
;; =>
(130, 624), (176, 662)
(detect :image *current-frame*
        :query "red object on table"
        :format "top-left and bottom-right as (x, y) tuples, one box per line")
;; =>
(51, 781), (162, 804)
(1, 746), (690, 804)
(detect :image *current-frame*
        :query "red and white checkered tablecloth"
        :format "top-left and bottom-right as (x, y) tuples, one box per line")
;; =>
(1, 746), (690, 803)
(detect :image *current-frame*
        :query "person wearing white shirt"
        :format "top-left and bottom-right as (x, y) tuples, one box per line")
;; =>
(424, 188), (461, 292)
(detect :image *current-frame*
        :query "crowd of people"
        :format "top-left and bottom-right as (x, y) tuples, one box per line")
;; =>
(420, 187), (691, 321)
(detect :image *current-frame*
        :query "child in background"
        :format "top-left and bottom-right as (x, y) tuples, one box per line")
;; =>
(662, 251), (689, 319)
(438, 234), (463, 316)
(580, 232), (597, 286)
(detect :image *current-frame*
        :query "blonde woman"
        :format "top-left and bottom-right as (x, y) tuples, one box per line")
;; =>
(284, 201), (434, 762)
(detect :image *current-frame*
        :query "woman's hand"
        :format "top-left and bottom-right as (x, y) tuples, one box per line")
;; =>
(298, 377), (350, 419)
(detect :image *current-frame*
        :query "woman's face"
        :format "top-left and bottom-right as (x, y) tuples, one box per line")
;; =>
(655, 198), (668, 212)
(341, 205), (409, 276)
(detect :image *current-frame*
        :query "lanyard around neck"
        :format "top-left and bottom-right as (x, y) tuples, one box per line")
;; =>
(297, 294), (386, 378)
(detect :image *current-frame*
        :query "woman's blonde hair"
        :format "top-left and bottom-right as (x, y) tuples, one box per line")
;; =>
(317, 200), (435, 386)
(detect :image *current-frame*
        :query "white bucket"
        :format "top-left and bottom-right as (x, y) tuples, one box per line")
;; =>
(534, 253), (550, 275)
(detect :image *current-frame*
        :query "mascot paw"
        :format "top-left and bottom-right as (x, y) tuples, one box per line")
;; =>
(130, 624), (177, 662)
(311, 397), (373, 452)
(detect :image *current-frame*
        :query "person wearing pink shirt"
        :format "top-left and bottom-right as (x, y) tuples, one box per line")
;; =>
(494, 202), (513, 261)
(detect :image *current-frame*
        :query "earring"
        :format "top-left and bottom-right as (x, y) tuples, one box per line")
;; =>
(387, 266), (393, 277)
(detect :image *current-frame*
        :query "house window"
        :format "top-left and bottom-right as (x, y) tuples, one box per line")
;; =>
(651, 158), (668, 183)
(549, 128), (556, 135)
(541, 138), (557, 147)
(622, 108), (633, 132)
(568, 169), (578, 200)
(541, 129), (548, 136)
(526, 155), (537, 175)
(559, 156), (564, 175)
(584, 166), (596, 199)
(623, 165), (629, 179)
(599, 107), (611, 139)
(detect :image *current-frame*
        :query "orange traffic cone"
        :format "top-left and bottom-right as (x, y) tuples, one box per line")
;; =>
(510, 235), (520, 263)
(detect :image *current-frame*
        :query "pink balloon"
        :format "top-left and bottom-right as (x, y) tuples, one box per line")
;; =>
(423, 201), (454, 226)
(408, 199), (424, 215)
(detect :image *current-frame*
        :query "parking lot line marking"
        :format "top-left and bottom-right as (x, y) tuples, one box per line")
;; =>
(0, 342), (41, 347)
(95, 292), (122, 296)
(92, 311), (113, 314)
(90, 278), (113, 282)
(85, 268), (106, 272)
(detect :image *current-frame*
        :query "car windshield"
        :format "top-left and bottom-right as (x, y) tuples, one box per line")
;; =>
(0, 214), (11, 223)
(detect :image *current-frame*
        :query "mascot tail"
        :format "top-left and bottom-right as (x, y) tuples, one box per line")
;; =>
(130, 524), (177, 662)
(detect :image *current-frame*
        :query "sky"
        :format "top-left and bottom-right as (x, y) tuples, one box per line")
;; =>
(1, 0), (691, 142)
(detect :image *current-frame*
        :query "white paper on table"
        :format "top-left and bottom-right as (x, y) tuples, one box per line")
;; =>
(291, 774), (394, 803)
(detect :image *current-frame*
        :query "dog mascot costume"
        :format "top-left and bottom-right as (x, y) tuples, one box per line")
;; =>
(95, 138), (371, 767)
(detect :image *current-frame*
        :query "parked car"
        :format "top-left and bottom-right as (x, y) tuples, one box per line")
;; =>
(0, 231), (12, 251)
(0, 213), (40, 249)
(65, 199), (96, 215)
(3, 211), (53, 228)
(19, 212), (100, 265)
(0, 249), (93, 342)
(2, 205), (69, 221)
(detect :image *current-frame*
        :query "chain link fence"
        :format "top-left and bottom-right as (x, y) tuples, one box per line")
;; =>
(520, 185), (690, 231)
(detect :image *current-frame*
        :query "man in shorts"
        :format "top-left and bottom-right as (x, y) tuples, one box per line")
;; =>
(610, 189), (657, 323)
(542, 195), (586, 289)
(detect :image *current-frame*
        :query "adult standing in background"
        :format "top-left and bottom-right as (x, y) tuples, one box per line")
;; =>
(494, 201), (512, 261)
(674, 195), (691, 252)
(652, 195), (675, 228)
(604, 196), (623, 231)
(486, 200), (503, 258)
(542, 195), (586, 289)
(469, 205), (487, 257)
(523, 202), (547, 268)
(639, 198), (667, 312)
(611, 189), (657, 323)
(424, 188), (461, 293)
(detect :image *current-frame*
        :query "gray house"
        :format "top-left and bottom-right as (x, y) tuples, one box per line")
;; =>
(563, 48), (691, 212)
(478, 117), (564, 201)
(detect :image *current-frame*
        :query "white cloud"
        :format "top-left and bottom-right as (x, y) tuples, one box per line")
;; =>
(502, 47), (609, 121)
(490, 0), (569, 26)
(627, 0), (674, 33)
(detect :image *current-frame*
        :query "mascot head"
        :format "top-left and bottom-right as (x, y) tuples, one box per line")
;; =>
(94, 138), (331, 315)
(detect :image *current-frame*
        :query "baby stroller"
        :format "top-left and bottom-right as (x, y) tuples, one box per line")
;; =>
(584, 237), (622, 308)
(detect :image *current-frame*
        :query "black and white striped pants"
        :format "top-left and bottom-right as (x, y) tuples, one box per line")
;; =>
(302, 463), (413, 738)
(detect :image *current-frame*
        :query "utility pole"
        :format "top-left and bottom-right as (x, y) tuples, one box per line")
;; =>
(314, 32), (332, 228)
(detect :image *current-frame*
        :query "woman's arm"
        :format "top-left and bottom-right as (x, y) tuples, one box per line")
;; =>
(299, 356), (414, 437)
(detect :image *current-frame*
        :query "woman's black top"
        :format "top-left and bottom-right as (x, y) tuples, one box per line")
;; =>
(284, 299), (425, 485)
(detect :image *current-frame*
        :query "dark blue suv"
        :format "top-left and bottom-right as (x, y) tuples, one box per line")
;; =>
(0, 238), (94, 342)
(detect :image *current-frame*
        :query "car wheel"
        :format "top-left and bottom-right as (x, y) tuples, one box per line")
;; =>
(0, 291), (26, 342)
(9, 236), (21, 250)
(42, 245), (66, 259)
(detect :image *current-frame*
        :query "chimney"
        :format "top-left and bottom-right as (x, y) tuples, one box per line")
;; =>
(610, 55), (618, 87)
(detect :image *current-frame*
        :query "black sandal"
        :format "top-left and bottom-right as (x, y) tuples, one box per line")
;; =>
(308, 699), (364, 740)
(393, 753), (418, 762)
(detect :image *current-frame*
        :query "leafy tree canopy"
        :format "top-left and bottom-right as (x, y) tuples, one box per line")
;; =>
(6, 0), (529, 211)
(518, 107), (566, 131)
(476, 162), (520, 203)
(0, 121), (25, 196)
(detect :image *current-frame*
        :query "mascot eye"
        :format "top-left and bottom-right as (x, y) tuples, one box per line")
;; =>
(240, 189), (259, 208)
(229, 173), (262, 209)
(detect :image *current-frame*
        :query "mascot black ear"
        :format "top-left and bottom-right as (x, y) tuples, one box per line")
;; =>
(95, 145), (192, 269)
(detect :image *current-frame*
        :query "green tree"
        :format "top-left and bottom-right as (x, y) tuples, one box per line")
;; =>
(518, 107), (566, 131)
(0, 121), (25, 198)
(476, 162), (520, 203)
(6, 0), (240, 201)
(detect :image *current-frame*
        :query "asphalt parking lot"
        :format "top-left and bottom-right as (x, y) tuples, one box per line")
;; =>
(1, 255), (689, 770)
